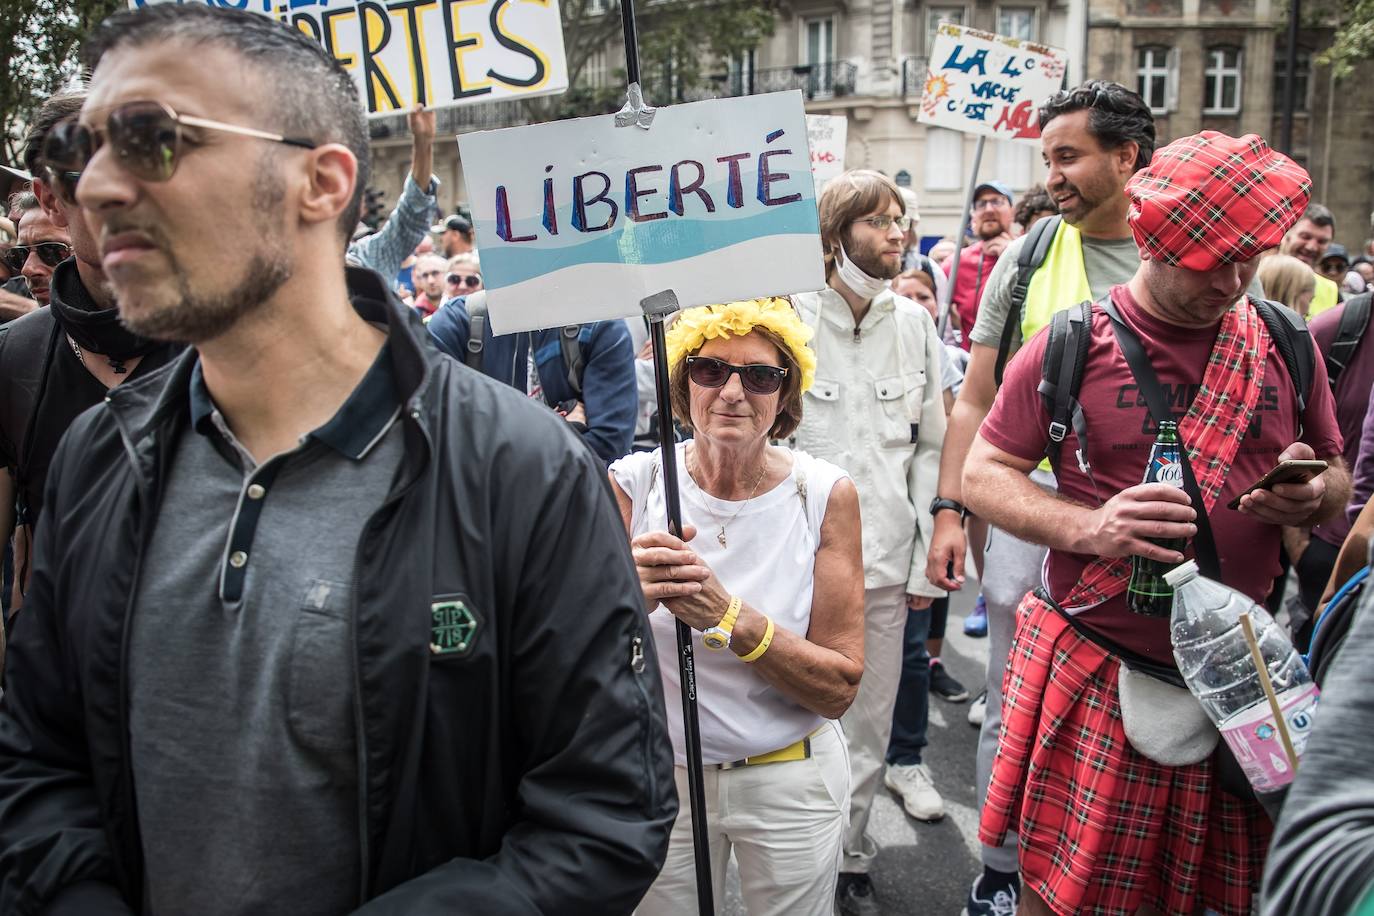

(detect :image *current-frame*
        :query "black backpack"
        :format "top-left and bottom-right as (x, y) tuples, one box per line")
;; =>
(1037, 296), (1316, 477)
(463, 291), (586, 398)
(993, 214), (1063, 387)
(1323, 290), (1372, 388)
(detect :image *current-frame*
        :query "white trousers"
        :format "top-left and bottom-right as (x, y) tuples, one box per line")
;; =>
(840, 583), (909, 874)
(636, 720), (850, 916)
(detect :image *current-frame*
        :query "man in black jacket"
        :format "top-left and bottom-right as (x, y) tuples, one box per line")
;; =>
(0, 6), (676, 915)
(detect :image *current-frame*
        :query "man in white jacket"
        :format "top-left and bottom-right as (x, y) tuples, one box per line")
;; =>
(790, 169), (947, 916)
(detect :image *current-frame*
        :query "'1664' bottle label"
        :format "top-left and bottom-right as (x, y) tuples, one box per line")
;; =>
(1128, 420), (1188, 617)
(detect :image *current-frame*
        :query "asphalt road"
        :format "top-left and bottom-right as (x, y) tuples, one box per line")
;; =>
(721, 580), (991, 915)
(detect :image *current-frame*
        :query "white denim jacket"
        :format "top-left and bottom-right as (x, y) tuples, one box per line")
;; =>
(789, 287), (946, 597)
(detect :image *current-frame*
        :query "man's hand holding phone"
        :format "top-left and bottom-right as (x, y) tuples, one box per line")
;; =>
(1231, 443), (1327, 524)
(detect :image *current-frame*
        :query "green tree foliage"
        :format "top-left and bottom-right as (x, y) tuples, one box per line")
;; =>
(1319, 0), (1374, 77)
(1, 0), (121, 166)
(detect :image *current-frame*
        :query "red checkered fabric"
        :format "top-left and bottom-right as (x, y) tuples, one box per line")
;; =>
(979, 594), (1271, 916)
(1127, 131), (1311, 272)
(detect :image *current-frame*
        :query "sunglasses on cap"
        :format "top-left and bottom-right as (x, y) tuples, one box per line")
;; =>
(447, 273), (482, 288)
(2, 241), (72, 273)
(686, 356), (788, 396)
(41, 100), (317, 204)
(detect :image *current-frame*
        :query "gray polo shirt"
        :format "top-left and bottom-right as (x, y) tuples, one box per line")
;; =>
(127, 348), (403, 916)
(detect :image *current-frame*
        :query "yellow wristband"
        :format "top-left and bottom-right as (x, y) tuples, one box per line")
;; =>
(739, 615), (775, 663)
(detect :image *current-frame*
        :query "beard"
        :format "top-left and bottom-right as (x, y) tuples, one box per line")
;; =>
(118, 162), (293, 344)
(847, 235), (902, 280)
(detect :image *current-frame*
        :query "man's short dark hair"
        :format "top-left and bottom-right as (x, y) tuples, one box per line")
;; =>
(23, 90), (87, 177)
(1014, 184), (1055, 228)
(83, 4), (369, 245)
(1038, 80), (1156, 173)
(1301, 203), (1335, 229)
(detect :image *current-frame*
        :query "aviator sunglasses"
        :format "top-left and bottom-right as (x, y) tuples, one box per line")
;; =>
(41, 100), (317, 203)
(2, 241), (72, 273)
(686, 356), (788, 396)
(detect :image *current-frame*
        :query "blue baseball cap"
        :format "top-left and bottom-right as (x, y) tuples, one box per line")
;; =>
(973, 180), (1014, 205)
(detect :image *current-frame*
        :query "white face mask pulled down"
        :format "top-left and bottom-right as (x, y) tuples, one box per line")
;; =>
(834, 244), (889, 301)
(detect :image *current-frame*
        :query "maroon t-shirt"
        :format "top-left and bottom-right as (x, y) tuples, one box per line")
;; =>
(1309, 300), (1374, 546)
(981, 284), (1343, 663)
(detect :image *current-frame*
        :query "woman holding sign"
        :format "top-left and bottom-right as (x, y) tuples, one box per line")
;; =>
(609, 298), (864, 915)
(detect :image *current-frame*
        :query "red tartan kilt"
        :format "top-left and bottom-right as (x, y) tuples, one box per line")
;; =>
(978, 592), (1271, 916)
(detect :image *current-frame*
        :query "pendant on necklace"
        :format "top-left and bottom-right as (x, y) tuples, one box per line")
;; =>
(717, 527), (727, 549)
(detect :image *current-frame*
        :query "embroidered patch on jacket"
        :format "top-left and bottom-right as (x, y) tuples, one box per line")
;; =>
(430, 598), (479, 656)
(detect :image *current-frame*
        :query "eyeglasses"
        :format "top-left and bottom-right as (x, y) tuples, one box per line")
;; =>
(40, 100), (317, 204)
(2, 241), (72, 273)
(853, 214), (912, 232)
(973, 197), (1010, 210)
(447, 273), (482, 288)
(686, 356), (788, 395)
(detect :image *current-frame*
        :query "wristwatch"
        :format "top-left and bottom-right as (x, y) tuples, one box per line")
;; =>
(703, 596), (743, 650)
(929, 497), (968, 519)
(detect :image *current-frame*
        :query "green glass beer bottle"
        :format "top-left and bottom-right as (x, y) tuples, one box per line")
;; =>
(1128, 420), (1188, 617)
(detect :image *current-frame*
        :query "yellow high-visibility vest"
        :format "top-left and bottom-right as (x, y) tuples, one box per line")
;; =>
(1308, 273), (1339, 318)
(1021, 220), (1093, 344)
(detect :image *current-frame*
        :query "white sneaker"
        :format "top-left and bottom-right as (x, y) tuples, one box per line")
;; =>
(883, 762), (945, 821)
(968, 690), (988, 727)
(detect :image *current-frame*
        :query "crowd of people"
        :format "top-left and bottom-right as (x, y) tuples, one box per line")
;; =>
(0, 4), (1373, 916)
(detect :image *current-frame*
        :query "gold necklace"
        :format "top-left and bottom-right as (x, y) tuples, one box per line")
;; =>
(688, 447), (768, 548)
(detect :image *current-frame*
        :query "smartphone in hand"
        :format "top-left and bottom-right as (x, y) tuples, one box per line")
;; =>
(1226, 459), (1328, 510)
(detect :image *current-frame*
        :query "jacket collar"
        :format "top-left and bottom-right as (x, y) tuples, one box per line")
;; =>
(105, 266), (436, 452)
(808, 284), (897, 332)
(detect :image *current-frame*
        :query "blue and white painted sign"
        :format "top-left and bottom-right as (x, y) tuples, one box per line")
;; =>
(920, 23), (1068, 144)
(459, 90), (825, 334)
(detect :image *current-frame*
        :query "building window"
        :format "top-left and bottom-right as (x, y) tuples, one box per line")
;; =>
(1135, 45), (1177, 114)
(996, 7), (1037, 40)
(1273, 47), (1312, 112)
(803, 17), (836, 98)
(584, 49), (608, 88)
(728, 49), (756, 96)
(1203, 46), (1242, 115)
(925, 128), (964, 190)
(995, 140), (1033, 189)
(926, 7), (966, 56)
(587, 0), (606, 14)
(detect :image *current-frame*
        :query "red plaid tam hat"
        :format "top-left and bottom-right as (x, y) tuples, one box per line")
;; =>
(1126, 131), (1311, 271)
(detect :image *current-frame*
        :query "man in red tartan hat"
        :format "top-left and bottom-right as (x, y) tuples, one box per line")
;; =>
(962, 130), (1351, 915)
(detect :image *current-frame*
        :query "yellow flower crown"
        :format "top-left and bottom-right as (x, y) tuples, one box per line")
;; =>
(665, 298), (817, 393)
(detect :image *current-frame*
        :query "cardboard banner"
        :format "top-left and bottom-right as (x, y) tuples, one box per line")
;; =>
(919, 23), (1068, 144)
(805, 114), (847, 193)
(460, 91), (825, 334)
(127, 0), (568, 117)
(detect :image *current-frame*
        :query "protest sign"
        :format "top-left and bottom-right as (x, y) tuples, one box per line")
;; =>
(806, 114), (847, 192)
(919, 23), (1067, 144)
(459, 90), (825, 335)
(127, 0), (568, 117)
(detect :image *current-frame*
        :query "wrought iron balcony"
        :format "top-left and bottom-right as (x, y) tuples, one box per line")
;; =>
(900, 56), (929, 98)
(681, 61), (859, 102)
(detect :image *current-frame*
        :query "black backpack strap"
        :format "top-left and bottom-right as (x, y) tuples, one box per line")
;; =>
(1325, 290), (1372, 389)
(464, 291), (487, 372)
(996, 214), (1062, 387)
(1037, 298), (1094, 480)
(559, 325), (584, 399)
(1252, 297), (1314, 421)
(1099, 297), (1224, 582)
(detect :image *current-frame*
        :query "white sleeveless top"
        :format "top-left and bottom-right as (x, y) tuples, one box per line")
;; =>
(610, 443), (850, 765)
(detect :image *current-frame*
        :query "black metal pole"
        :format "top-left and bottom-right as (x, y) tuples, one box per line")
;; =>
(623, 0), (713, 896)
(1279, 0), (1301, 155)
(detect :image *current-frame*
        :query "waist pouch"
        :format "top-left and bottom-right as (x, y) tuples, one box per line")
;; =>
(1036, 589), (1224, 770)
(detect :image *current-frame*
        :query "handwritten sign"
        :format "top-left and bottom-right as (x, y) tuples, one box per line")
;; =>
(127, 0), (568, 117)
(460, 91), (825, 334)
(806, 114), (847, 192)
(919, 23), (1068, 144)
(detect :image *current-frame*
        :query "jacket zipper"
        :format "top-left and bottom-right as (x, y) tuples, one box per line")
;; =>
(350, 405), (433, 906)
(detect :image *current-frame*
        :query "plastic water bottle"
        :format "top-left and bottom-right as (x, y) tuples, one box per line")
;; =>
(1164, 560), (1319, 793)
